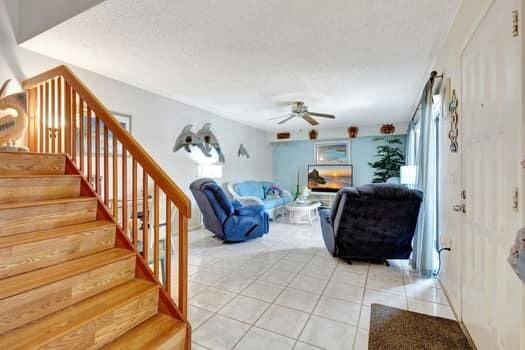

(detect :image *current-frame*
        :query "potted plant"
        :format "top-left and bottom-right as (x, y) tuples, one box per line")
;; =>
(368, 136), (405, 183)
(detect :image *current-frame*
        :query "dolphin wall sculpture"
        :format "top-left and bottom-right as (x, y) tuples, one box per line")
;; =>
(238, 144), (250, 158)
(173, 123), (225, 164)
(196, 123), (225, 164)
(172, 124), (210, 156)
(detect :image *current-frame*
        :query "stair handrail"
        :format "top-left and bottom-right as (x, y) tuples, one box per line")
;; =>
(23, 65), (191, 323)
(23, 65), (191, 217)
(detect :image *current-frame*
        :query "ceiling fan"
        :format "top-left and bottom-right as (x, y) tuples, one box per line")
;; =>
(269, 101), (335, 126)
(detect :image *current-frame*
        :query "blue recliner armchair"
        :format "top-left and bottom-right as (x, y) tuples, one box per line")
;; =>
(190, 178), (269, 242)
(320, 184), (423, 263)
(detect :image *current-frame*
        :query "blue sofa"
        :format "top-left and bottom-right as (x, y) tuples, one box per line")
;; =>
(228, 181), (293, 219)
(320, 184), (423, 263)
(190, 178), (269, 242)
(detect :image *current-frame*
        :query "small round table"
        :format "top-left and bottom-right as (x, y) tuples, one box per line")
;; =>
(285, 201), (321, 224)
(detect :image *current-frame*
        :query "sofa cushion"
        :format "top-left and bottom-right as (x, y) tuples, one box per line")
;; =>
(259, 181), (276, 199)
(263, 198), (285, 210)
(281, 196), (293, 203)
(234, 181), (265, 199)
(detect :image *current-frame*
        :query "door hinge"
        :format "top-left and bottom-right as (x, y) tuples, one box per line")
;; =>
(513, 10), (519, 37)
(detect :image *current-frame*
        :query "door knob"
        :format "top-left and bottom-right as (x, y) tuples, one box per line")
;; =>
(452, 204), (465, 213)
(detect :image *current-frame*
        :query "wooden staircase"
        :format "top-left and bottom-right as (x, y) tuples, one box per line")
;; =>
(0, 152), (188, 349)
(0, 65), (192, 348)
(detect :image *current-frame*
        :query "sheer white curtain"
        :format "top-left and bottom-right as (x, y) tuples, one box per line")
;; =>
(407, 81), (441, 277)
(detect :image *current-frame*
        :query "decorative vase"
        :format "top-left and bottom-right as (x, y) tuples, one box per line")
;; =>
(380, 123), (396, 135)
(348, 126), (359, 138)
(294, 170), (301, 200)
(277, 132), (290, 140)
(294, 184), (301, 200)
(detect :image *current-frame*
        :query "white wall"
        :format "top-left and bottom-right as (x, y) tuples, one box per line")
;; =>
(0, 0), (273, 226)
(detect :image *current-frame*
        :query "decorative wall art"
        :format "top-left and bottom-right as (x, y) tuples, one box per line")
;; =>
(309, 129), (318, 140)
(380, 123), (396, 135)
(82, 111), (131, 155)
(0, 80), (28, 152)
(448, 89), (459, 153)
(173, 123), (225, 164)
(238, 144), (250, 158)
(109, 112), (132, 155)
(277, 132), (290, 140)
(315, 141), (350, 165)
(113, 112), (132, 133)
(348, 126), (359, 138)
(196, 123), (225, 163)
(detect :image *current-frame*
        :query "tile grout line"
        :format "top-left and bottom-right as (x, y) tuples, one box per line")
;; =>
(351, 262), (371, 349)
(230, 250), (322, 349)
(189, 229), (449, 348)
(190, 248), (317, 347)
(194, 260), (413, 349)
(189, 263), (271, 336)
(190, 252), (285, 333)
(403, 267), (410, 313)
(291, 256), (345, 350)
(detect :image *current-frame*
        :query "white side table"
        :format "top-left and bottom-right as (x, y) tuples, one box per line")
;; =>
(285, 201), (321, 224)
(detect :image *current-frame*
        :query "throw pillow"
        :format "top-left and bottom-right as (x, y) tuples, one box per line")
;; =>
(266, 184), (282, 198)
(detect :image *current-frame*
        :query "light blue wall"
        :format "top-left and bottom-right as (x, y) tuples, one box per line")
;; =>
(272, 135), (407, 194)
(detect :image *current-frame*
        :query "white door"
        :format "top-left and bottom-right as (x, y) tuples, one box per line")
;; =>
(460, 0), (523, 349)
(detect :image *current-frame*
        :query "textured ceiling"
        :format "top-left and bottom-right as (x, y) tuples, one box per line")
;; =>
(21, 0), (460, 131)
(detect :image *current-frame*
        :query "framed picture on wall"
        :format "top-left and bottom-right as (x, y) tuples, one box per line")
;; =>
(112, 111), (132, 134)
(315, 141), (350, 164)
(79, 110), (132, 156)
(109, 112), (132, 155)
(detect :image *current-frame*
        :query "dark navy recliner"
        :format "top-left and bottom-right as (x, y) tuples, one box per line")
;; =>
(190, 178), (269, 242)
(320, 184), (423, 263)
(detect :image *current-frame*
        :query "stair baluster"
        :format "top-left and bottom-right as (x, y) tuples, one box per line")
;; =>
(23, 65), (191, 327)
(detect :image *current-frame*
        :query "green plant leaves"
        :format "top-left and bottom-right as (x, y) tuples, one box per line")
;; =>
(368, 136), (405, 183)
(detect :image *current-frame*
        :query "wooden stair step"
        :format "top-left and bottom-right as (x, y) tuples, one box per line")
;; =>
(0, 279), (159, 350)
(102, 314), (187, 350)
(0, 248), (136, 334)
(0, 220), (116, 279)
(0, 175), (81, 204)
(0, 197), (97, 236)
(0, 152), (66, 175)
(0, 248), (134, 300)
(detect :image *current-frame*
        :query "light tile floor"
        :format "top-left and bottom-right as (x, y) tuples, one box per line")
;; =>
(187, 220), (455, 350)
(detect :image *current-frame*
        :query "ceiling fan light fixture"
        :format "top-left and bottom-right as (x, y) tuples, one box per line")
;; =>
(270, 100), (334, 126)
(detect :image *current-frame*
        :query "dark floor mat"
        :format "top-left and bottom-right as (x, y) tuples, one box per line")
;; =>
(369, 303), (473, 350)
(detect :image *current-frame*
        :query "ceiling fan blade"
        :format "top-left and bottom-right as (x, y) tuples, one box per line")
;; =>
(275, 100), (300, 107)
(303, 114), (319, 126)
(278, 115), (296, 124)
(309, 112), (335, 119)
(268, 113), (293, 121)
